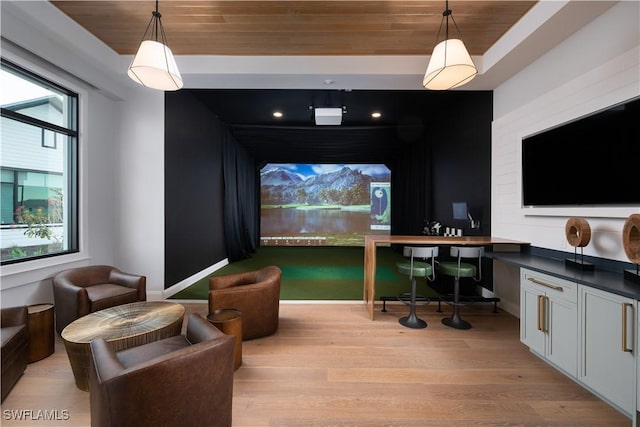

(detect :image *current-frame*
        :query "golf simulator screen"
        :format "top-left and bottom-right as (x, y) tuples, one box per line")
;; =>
(260, 163), (391, 246)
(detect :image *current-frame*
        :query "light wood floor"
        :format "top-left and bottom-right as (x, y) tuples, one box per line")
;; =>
(1, 302), (631, 426)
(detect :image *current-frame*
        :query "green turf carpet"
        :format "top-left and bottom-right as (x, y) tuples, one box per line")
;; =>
(170, 246), (439, 301)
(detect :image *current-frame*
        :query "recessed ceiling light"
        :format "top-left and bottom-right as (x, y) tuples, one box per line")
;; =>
(371, 112), (382, 118)
(273, 111), (283, 118)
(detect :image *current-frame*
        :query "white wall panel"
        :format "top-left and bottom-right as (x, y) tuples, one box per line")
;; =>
(492, 1), (640, 263)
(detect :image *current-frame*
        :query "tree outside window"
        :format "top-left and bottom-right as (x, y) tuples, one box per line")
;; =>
(0, 59), (78, 263)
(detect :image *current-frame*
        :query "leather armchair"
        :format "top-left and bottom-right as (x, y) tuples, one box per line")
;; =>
(89, 313), (235, 427)
(209, 265), (281, 340)
(1, 306), (29, 402)
(53, 265), (146, 333)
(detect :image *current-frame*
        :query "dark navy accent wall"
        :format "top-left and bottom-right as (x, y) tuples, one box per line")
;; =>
(430, 92), (494, 290)
(164, 92), (227, 288)
(431, 92), (493, 237)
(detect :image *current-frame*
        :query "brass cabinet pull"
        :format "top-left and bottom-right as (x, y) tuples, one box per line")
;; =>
(528, 277), (563, 292)
(537, 295), (547, 332)
(622, 303), (633, 353)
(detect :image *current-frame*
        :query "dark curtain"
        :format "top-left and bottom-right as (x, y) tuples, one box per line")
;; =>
(391, 138), (433, 236)
(222, 126), (259, 261)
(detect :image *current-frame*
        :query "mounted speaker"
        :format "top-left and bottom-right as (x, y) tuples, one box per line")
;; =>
(315, 108), (342, 125)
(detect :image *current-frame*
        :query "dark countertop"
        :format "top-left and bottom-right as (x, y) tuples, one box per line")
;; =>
(487, 251), (640, 300)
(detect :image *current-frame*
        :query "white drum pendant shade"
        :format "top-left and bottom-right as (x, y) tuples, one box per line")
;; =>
(423, 38), (477, 90)
(128, 40), (183, 91)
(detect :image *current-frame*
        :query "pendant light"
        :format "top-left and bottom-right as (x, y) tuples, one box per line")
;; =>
(423, 0), (477, 90)
(128, 0), (183, 91)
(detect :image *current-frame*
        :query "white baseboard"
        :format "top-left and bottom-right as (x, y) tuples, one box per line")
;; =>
(146, 259), (229, 301)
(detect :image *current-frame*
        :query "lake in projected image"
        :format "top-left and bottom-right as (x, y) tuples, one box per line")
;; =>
(260, 163), (391, 246)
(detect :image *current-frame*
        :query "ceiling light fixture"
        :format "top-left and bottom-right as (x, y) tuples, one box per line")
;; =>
(273, 111), (283, 118)
(423, 0), (477, 90)
(128, 0), (183, 91)
(371, 112), (382, 119)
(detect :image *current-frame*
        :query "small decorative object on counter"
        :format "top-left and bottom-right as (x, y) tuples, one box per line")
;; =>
(565, 217), (594, 271)
(622, 213), (640, 284)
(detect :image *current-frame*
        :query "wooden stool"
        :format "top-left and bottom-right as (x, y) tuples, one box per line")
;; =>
(27, 303), (55, 363)
(207, 309), (242, 370)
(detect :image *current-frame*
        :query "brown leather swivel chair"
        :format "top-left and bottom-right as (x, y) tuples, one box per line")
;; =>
(53, 265), (146, 333)
(1, 306), (29, 402)
(209, 265), (281, 340)
(89, 313), (235, 427)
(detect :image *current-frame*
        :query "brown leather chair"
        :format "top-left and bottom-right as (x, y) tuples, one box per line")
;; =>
(209, 265), (281, 340)
(89, 313), (235, 427)
(1, 306), (29, 403)
(53, 265), (146, 333)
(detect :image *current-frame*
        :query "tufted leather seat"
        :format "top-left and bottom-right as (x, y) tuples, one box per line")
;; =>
(89, 313), (235, 427)
(438, 262), (478, 278)
(209, 266), (281, 340)
(53, 265), (146, 333)
(1, 306), (29, 402)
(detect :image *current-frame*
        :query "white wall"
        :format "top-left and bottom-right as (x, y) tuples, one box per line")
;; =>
(0, 1), (166, 305)
(491, 2), (640, 315)
(112, 87), (166, 300)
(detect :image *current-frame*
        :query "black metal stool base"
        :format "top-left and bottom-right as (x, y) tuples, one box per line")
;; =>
(440, 276), (472, 329)
(396, 276), (428, 329)
(400, 314), (427, 329)
(441, 313), (471, 330)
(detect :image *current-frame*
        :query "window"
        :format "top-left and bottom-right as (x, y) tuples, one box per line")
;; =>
(0, 59), (78, 264)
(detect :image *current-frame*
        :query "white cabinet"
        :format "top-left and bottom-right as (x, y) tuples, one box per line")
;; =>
(520, 269), (578, 377)
(579, 285), (636, 417)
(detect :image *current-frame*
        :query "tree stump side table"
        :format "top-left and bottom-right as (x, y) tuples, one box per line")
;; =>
(27, 303), (55, 363)
(207, 309), (242, 370)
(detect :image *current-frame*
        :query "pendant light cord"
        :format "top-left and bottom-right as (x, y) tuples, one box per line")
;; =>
(135, 0), (169, 47)
(153, 0), (160, 41)
(432, 0), (465, 45)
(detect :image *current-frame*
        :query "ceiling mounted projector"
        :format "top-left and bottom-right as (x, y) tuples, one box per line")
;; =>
(315, 108), (342, 125)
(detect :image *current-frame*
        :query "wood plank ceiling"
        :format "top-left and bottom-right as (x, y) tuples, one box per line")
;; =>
(51, 1), (537, 56)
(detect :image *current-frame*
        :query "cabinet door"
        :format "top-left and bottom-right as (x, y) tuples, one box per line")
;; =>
(547, 296), (577, 377)
(580, 286), (635, 416)
(521, 282), (545, 356)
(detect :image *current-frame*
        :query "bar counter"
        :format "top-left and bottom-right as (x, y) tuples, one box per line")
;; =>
(363, 235), (530, 320)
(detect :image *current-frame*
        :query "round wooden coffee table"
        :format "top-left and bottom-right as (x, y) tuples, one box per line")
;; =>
(61, 301), (185, 391)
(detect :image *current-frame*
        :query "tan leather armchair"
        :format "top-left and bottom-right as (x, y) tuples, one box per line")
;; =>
(53, 265), (146, 333)
(89, 313), (235, 427)
(209, 265), (281, 340)
(1, 306), (29, 402)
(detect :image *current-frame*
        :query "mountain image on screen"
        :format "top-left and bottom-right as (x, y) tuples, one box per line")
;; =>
(260, 164), (391, 246)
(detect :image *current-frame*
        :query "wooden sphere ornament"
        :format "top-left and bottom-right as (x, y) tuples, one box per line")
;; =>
(622, 214), (640, 264)
(565, 217), (591, 248)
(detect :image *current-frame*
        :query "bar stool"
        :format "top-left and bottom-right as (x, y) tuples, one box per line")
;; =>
(395, 246), (438, 329)
(438, 246), (484, 330)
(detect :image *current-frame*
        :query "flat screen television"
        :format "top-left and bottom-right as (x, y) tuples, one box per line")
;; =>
(522, 97), (640, 207)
